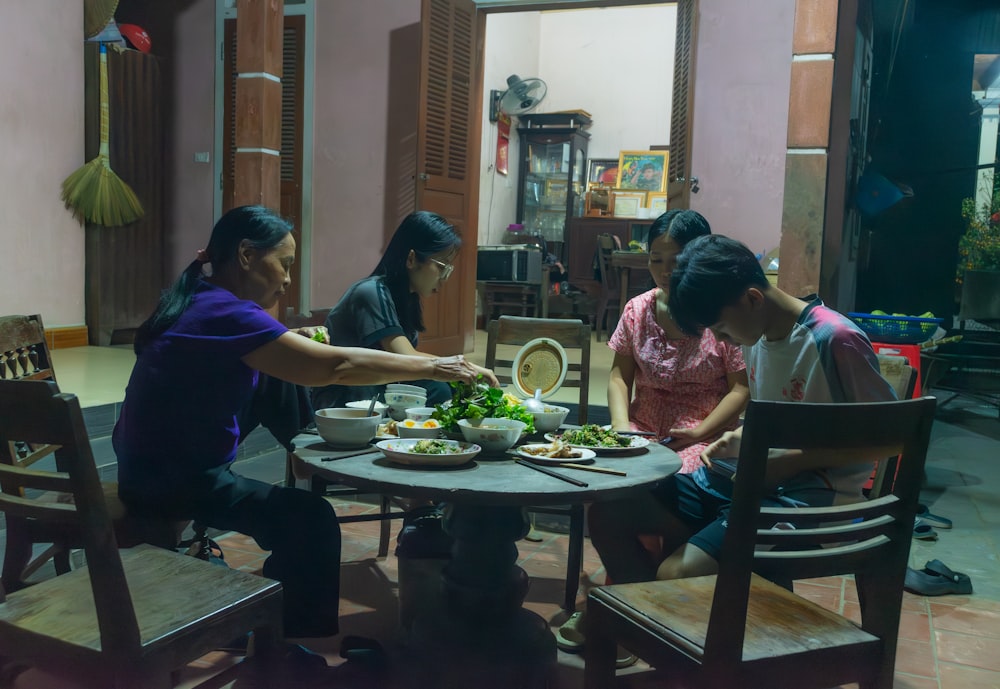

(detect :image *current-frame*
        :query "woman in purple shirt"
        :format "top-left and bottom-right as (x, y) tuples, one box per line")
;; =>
(114, 205), (477, 640)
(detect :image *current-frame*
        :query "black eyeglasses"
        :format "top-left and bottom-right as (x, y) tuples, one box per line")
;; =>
(429, 258), (454, 281)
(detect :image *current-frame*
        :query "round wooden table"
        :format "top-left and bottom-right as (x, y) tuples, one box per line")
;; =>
(292, 435), (680, 689)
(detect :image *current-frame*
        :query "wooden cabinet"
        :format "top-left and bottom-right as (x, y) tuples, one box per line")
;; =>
(84, 44), (165, 345)
(516, 114), (590, 247)
(565, 217), (654, 297)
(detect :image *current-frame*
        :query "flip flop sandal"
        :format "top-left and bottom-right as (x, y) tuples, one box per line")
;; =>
(904, 566), (973, 596)
(556, 611), (586, 652)
(923, 560), (974, 594)
(616, 646), (638, 669)
(913, 519), (938, 541)
(917, 504), (953, 529)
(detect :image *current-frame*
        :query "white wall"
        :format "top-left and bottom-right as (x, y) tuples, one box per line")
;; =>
(478, 4), (675, 246)
(0, 2), (85, 326)
(688, 0), (794, 256)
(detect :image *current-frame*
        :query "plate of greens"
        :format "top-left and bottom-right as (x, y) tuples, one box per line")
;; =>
(432, 379), (535, 435)
(375, 439), (480, 467)
(545, 425), (649, 454)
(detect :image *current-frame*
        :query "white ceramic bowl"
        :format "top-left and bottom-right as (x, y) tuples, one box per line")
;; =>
(405, 406), (437, 422)
(346, 400), (389, 418)
(457, 417), (527, 454)
(386, 383), (426, 396)
(314, 408), (381, 449)
(375, 438), (480, 467)
(385, 392), (428, 421)
(396, 418), (443, 439)
(528, 404), (570, 433)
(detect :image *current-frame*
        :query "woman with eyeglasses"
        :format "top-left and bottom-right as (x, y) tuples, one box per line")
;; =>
(312, 211), (499, 412)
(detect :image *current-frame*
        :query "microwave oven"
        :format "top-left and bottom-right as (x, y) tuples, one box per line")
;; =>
(476, 245), (543, 284)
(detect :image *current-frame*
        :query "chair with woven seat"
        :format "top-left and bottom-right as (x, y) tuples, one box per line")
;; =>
(282, 307), (404, 558)
(485, 315), (591, 611)
(585, 397), (936, 689)
(0, 379), (284, 689)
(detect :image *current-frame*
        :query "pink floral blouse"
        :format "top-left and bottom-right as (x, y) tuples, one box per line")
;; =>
(608, 289), (746, 473)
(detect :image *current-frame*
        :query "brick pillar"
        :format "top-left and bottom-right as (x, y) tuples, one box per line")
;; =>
(778, 0), (846, 298)
(233, 0), (283, 210)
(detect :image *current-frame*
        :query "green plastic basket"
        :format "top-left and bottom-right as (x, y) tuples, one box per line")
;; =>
(847, 313), (943, 345)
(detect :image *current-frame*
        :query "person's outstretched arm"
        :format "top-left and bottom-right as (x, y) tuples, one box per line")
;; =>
(608, 352), (636, 431)
(379, 334), (500, 388)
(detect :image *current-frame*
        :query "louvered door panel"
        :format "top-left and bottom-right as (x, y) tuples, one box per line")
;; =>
(668, 0), (698, 209)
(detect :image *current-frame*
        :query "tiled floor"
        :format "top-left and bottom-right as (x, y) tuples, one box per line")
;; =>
(14, 331), (1000, 688)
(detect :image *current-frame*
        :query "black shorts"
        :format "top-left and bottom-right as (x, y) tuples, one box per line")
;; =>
(652, 472), (835, 561)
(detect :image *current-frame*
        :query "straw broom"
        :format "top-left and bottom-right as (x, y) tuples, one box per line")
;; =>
(62, 44), (144, 227)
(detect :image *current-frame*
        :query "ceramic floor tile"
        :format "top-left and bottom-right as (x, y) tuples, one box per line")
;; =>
(934, 629), (1000, 672)
(892, 673), (943, 689)
(938, 661), (1000, 689)
(893, 637), (939, 678)
(930, 603), (1000, 637)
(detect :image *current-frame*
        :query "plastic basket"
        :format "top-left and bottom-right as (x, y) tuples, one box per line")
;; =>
(847, 313), (943, 345)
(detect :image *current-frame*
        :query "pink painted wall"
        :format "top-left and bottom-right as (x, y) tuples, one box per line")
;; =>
(688, 0), (795, 257)
(0, 2), (86, 326)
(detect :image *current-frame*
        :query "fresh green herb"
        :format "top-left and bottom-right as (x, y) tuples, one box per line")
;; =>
(431, 377), (535, 434)
(311, 331), (326, 343)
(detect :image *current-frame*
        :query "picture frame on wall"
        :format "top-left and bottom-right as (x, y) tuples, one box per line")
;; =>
(585, 186), (613, 216)
(587, 158), (620, 189)
(616, 150), (669, 193)
(647, 191), (668, 215)
(611, 189), (647, 218)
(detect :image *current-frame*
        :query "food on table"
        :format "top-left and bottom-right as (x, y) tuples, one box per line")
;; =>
(378, 420), (399, 437)
(401, 418), (440, 429)
(432, 378), (535, 434)
(558, 425), (631, 448)
(410, 439), (464, 454)
(520, 439), (582, 459)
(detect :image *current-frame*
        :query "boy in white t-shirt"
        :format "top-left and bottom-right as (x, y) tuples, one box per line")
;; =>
(587, 234), (896, 584)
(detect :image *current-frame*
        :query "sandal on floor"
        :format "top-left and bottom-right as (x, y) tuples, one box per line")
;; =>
(904, 563), (974, 596)
(913, 519), (938, 541)
(616, 646), (638, 669)
(922, 560), (973, 593)
(556, 611), (586, 652)
(917, 504), (953, 529)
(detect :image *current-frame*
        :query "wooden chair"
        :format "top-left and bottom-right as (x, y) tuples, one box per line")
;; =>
(594, 234), (622, 342)
(0, 315), (185, 592)
(869, 360), (918, 497)
(585, 397), (936, 689)
(485, 315), (591, 611)
(282, 307), (403, 558)
(0, 379), (284, 689)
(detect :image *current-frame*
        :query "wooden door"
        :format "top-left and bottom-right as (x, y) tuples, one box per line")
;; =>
(223, 15), (305, 317)
(667, 0), (698, 210)
(415, 0), (482, 355)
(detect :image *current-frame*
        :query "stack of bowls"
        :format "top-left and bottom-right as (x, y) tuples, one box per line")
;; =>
(345, 400), (389, 418)
(385, 383), (428, 421)
(314, 408), (382, 449)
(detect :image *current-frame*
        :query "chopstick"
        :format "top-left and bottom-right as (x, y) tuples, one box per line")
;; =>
(615, 430), (658, 437)
(515, 458), (588, 487)
(558, 463), (627, 476)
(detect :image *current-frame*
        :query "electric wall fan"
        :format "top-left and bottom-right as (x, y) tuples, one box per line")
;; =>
(490, 74), (547, 121)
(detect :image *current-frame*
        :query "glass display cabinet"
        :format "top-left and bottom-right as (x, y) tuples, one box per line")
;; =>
(516, 113), (591, 248)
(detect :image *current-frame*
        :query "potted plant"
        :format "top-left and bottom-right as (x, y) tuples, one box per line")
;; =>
(957, 193), (1000, 320)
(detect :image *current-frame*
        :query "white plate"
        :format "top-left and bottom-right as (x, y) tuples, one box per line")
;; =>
(510, 337), (568, 400)
(544, 432), (650, 454)
(513, 444), (597, 465)
(375, 438), (480, 467)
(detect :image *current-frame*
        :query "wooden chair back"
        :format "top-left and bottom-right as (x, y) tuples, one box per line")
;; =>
(586, 397), (936, 689)
(0, 379), (283, 688)
(595, 234), (621, 294)
(0, 315), (58, 472)
(485, 315), (591, 424)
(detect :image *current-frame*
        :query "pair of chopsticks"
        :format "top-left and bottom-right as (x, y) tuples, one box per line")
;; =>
(515, 458), (588, 487)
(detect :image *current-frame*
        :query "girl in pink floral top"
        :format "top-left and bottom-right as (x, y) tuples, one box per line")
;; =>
(607, 210), (749, 473)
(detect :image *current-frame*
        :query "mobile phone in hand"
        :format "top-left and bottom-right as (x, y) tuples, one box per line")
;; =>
(708, 458), (738, 480)
(659, 436), (674, 446)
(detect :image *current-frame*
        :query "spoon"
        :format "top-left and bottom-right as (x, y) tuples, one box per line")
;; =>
(366, 392), (381, 418)
(524, 388), (545, 413)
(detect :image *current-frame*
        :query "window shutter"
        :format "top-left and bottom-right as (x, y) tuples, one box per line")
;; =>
(668, 0), (697, 185)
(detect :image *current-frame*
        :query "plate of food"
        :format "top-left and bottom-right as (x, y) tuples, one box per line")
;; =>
(513, 441), (597, 465)
(377, 419), (399, 439)
(544, 425), (650, 454)
(375, 438), (480, 467)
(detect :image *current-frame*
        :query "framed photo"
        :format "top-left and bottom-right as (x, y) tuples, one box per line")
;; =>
(647, 191), (668, 215)
(545, 179), (568, 205)
(585, 186), (613, 216)
(587, 158), (620, 189)
(616, 150), (669, 193)
(611, 189), (646, 218)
